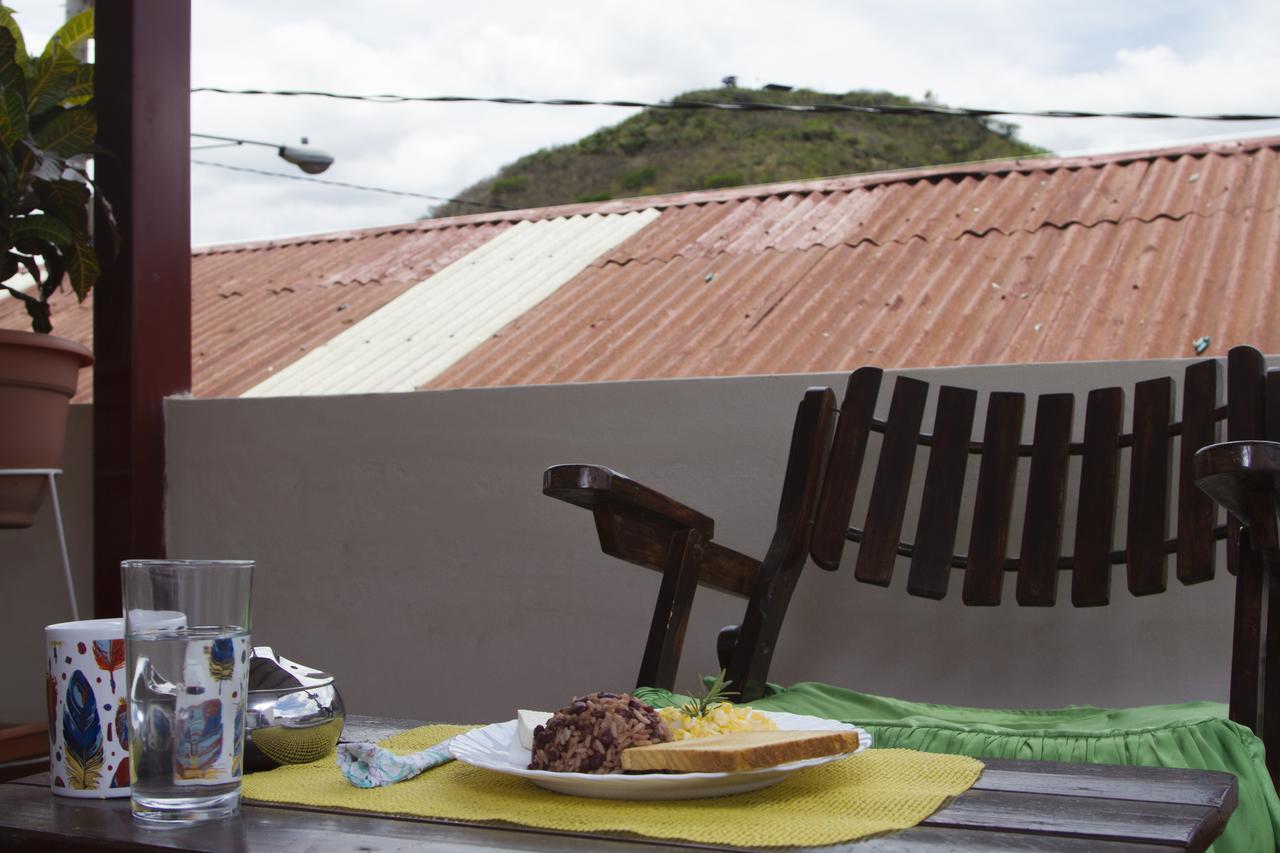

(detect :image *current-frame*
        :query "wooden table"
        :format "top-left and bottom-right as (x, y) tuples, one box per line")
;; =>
(0, 716), (1238, 851)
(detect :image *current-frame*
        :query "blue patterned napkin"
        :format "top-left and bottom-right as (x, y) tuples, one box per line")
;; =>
(336, 737), (458, 788)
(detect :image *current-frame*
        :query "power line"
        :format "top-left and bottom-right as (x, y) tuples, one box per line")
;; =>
(191, 88), (1280, 122)
(191, 160), (509, 210)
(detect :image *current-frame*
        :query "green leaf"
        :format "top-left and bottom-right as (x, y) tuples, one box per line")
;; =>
(26, 41), (77, 116)
(0, 83), (27, 146)
(13, 234), (52, 256)
(64, 237), (96, 301)
(0, 6), (29, 68)
(32, 107), (93, 157)
(35, 178), (90, 235)
(47, 8), (92, 55)
(63, 63), (91, 105)
(10, 213), (73, 247)
(0, 27), (26, 99)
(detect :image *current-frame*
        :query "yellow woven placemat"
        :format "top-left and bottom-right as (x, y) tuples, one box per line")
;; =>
(243, 725), (984, 848)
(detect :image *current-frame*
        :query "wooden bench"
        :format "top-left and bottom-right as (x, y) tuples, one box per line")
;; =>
(545, 345), (1280, 788)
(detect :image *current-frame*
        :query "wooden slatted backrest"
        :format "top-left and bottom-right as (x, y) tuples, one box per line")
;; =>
(808, 345), (1269, 606)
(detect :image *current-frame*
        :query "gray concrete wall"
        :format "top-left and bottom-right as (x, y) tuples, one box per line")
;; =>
(0, 357), (1265, 726)
(164, 357), (1249, 725)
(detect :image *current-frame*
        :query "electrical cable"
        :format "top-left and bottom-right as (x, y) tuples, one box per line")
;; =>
(191, 88), (1280, 121)
(191, 159), (509, 210)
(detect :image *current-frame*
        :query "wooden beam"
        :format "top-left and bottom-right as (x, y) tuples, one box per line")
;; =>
(92, 1), (192, 617)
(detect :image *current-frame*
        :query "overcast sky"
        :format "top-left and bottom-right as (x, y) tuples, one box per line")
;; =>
(13, 1), (1280, 246)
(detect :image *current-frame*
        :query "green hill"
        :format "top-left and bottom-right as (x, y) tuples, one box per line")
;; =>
(430, 87), (1048, 218)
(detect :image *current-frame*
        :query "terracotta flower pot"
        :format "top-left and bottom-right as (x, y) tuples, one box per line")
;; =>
(0, 329), (93, 529)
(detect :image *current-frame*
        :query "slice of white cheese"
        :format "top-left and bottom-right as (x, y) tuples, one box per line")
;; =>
(517, 709), (553, 750)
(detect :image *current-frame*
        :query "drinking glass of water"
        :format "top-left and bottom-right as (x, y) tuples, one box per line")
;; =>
(122, 560), (253, 824)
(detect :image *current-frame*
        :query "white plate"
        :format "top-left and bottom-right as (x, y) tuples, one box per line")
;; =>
(449, 710), (870, 800)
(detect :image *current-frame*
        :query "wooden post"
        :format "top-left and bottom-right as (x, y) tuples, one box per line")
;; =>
(92, 1), (192, 617)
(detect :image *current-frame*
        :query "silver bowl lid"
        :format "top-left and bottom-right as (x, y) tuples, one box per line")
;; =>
(248, 645), (335, 693)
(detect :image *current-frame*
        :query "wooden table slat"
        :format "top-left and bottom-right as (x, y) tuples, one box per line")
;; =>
(0, 716), (1239, 852)
(0, 782), (1202, 853)
(973, 758), (1238, 807)
(925, 789), (1228, 852)
(845, 826), (1173, 852)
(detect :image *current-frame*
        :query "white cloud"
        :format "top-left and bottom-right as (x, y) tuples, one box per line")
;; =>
(9, 0), (1280, 244)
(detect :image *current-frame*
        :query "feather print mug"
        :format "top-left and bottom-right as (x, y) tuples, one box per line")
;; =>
(45, 618), (131, 798)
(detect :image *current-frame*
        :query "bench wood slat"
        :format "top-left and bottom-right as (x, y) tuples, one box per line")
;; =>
(1224, 347), (1267, 730)
(636, 528), (705, 692)
(1017, 393), (1074, 606)
(727, 388), (836, 700)
(1226, 346), (1268, 577)
(907, 385), (977, 600)
(854, 376), (929, 587)
(1177, 358), (1220, 585)
(811, 367), (883, 571)
(1071, 387), (1123, 606)
(962, 392), (1025, 605)
(1126, 377), (1172, 596)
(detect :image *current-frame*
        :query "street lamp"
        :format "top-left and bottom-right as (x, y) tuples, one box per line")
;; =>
(190, 133), (335, 174)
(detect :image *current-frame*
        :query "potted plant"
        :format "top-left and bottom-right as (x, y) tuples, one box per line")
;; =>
(0, 7), (105, 528)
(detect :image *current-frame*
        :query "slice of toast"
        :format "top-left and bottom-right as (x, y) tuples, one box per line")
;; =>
(620, 729), (860, 773)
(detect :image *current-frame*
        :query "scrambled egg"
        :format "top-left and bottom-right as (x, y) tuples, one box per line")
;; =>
(658, 703), (778, 740)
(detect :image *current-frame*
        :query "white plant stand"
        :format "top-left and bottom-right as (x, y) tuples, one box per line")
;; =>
(0, 468), (78, 620)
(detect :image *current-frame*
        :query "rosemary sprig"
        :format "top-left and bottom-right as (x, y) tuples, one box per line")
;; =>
(680, 669), (739, 718)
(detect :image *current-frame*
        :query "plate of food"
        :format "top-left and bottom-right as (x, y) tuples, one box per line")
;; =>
(449, 690), (869, 800)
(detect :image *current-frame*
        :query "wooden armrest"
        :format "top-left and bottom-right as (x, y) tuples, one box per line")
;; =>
(543, 464), (715, 537)
(543, 464), (759, 598)
(1195, 441), (1280, 556)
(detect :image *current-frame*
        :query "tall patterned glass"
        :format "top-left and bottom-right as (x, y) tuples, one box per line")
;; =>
(122, 560), (253, 824)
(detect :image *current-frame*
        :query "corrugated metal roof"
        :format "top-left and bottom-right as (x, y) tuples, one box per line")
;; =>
(1, 135), (1276, 399)
(428, 138), (1280, 388)
(245, 210), (658, 396)
(0, 219), (514, 400)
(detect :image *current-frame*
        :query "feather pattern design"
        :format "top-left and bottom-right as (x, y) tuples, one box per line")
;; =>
(231, 705), (244, 777)
(46, 673), (57, 744)
(206, 638), (235, 689)
(116, 700), (129, 751)
(111, 757), (130, 788)
(92, 639), (126, 693)
(61, 670), (104, 790)
(176, 699), (224, 780)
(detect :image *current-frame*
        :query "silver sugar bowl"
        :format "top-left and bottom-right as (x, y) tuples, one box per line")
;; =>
(244, 646), (345, 772)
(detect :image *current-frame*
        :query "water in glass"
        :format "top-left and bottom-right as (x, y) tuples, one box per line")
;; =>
(128, 626), (250, 823)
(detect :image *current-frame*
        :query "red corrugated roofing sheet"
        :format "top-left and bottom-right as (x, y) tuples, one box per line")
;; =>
(0, 220), (513, 400)
(429, 138), (1280, 388)
(2, 135), (1277, 399)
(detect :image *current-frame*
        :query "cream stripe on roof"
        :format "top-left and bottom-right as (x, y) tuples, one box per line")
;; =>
(243, 210), (660, 397)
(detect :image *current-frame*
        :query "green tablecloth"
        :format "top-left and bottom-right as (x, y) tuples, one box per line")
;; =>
(636, 682), (1280, 853)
